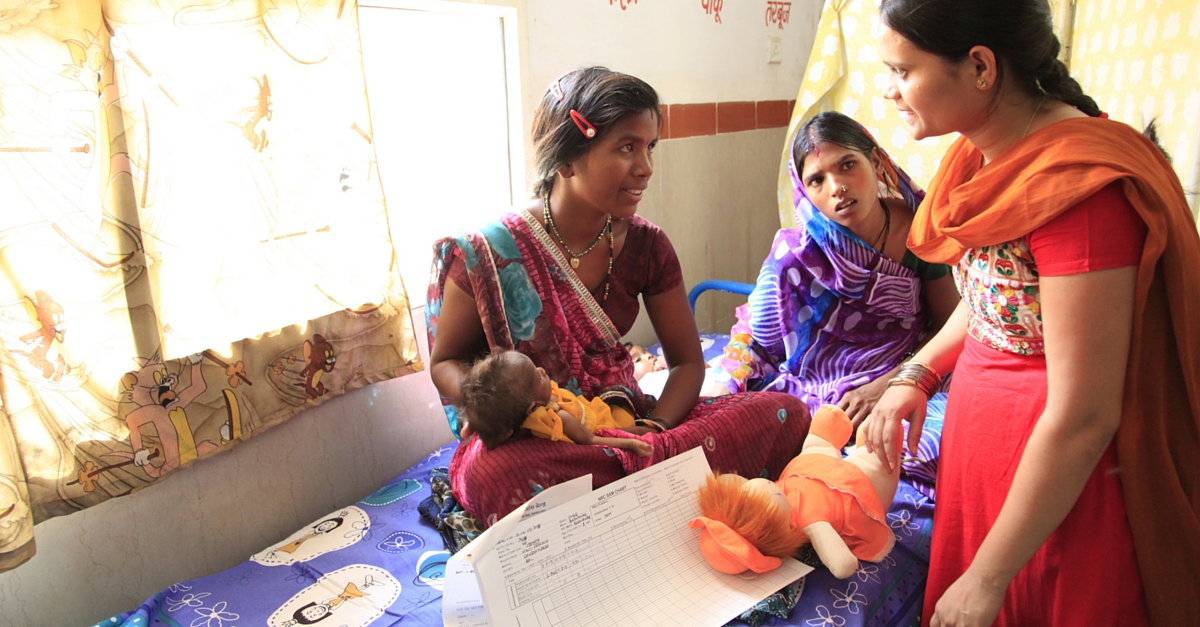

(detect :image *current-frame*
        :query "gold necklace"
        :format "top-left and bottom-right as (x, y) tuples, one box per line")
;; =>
(1022, 95), (1047, 140)
(542, 196), (611, 269)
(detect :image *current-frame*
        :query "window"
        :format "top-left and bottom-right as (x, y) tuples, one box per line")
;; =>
(358, 0), (525, 301)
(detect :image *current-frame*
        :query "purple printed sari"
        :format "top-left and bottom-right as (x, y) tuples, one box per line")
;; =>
(713, 148), (928, 414)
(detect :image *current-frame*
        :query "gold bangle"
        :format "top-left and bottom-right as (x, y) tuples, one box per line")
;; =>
(904, 360), (937, 374)
(889, 373), (937, 399)
(897, 360), (942, 396)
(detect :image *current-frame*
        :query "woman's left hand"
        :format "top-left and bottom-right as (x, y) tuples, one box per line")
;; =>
(838, 375), (890, 427)
(929, 570), (1005, 627)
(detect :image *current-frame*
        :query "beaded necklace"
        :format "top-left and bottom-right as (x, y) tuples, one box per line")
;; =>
(542, 196), (614, 303)
(542, 196), (611, 268)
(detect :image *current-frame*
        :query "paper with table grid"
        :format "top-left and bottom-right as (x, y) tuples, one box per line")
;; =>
(464, 447), (812, 627)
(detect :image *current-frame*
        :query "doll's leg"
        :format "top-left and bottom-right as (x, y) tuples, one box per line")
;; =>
(810, 405), (854, 447)
(800, 405), (854, 458)
(803, 521), (858, 579)
(846, 420), (903, 507)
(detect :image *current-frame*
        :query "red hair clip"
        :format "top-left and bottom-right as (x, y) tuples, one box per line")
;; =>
(570, 109), (596, 138)
(550, 79), (565, 102)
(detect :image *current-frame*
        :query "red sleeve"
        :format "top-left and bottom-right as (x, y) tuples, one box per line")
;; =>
(1027, 182), (1146, 277)
(639, 219), (683, 296)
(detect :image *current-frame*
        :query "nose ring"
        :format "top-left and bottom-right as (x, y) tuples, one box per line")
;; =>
(840, 184), (847, 193)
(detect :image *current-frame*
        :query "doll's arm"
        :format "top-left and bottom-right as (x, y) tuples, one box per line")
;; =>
(559, 409), (653, 456)
(804, 521), (858, 579)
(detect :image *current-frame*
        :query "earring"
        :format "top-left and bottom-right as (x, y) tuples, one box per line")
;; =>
(977, 78), (987, 88)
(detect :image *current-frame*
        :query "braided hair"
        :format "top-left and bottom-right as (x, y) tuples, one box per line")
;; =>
(879, 0), (1100, 117)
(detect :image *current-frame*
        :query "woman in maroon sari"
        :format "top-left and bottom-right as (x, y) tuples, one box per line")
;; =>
(428, 67), (810, 526)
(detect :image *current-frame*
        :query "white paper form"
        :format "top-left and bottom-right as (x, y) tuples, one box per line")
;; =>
(471, 447), (812, 627)
(444, 475), (595, 627)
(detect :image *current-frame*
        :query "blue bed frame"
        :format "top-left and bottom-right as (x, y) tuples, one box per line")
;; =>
(687, 279), (755, 314)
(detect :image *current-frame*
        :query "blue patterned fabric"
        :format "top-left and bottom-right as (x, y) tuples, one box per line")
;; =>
(897, 392), (946, 502)
(94, 444), (460, 627)
(743, 480), (933, 627)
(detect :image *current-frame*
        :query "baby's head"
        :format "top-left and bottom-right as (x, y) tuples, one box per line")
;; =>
(458, 350), (553, 449)
(628, 344), (667, 380)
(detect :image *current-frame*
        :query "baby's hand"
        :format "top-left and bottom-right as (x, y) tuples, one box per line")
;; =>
(629, 440), (654, 457)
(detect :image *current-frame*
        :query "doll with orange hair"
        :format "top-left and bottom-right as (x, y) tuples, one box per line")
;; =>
(689, 405), (902, 579)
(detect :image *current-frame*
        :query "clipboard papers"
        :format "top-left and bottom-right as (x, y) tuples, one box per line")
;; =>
(443, 447), (812, 627)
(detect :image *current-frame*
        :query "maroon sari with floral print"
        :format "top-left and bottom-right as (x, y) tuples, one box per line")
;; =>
(427, 211), (810, 526)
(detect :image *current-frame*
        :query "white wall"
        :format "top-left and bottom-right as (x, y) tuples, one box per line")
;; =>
(519, 0), (823, 341)
(524, 0), (817, 103)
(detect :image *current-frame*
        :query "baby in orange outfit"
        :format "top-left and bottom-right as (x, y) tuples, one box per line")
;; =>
(457, 350), (653, 457)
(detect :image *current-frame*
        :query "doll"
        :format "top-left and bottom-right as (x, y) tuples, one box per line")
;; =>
(457, 350), (653, 457)
(689, 404), (901, 578)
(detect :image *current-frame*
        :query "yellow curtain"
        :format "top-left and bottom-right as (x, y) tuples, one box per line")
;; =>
(1068, 0), (1200, 218)
(0, 0), (420, 572)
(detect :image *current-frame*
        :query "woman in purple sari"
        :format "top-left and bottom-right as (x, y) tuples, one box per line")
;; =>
(427, 67), (811, 526)
(713, 112), (959, 425)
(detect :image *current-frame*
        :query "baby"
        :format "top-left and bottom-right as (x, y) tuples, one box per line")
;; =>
(628, 343), (668, 381)
(457, 350), (653, 457)
(628, 343), (727, 398)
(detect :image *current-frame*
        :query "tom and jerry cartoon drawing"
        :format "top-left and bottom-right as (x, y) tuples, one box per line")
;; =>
(300, 334), (336, 398)
(17, 291), (70, 381)
(118, 352), (218, 478)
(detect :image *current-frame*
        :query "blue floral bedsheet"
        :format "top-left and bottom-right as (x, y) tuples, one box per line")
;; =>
(99, 398), (944, 627)
(95, 445), (458, 627)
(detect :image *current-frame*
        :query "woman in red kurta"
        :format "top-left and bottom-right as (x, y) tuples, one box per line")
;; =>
(864, 1), (1200, 626)
(927, 181), (1149, 626)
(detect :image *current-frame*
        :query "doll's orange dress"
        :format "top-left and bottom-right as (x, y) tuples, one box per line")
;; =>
(521, 381), (634, 443)
(778, 407), (894, 562)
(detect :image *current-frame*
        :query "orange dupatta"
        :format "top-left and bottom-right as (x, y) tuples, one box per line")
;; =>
(909, 117), (1200, 627)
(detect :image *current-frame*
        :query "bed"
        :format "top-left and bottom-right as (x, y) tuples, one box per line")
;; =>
(98, 282), (946, 627)
(99, 408), (945, 627)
